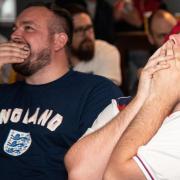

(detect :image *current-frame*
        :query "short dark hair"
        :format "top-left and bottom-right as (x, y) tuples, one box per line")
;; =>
(63, 3), (90, 17)
(25, 2), (73, 48)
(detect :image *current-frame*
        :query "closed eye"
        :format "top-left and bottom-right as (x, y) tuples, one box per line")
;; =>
(24, 25), (35, 32)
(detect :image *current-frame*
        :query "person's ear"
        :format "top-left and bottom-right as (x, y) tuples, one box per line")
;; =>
(53, 32), (68, 51)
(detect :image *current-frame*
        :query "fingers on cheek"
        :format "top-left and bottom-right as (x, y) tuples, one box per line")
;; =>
(170, 34), (180, 45)
(154, 63), (170, 71)
(160, 49), (166, 56)
(158, 61), (167, 65)
(160, 56), (175, 63)
(173, 48), (180, 58)
(166, 50), (173, 56)
(160, 64), (170, 68)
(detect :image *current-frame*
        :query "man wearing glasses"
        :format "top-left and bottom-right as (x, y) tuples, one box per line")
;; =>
(66, 4), (122, 86)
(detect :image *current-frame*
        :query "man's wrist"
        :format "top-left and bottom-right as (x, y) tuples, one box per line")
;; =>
(146, 90), (177, 112)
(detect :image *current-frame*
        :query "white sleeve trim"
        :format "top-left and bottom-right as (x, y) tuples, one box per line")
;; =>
(133, 156), (155, 180)
(81, 99), (119, 138)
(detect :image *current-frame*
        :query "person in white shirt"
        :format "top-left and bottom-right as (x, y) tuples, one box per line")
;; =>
(65, 34), (180, 180)
(66, 4), (122, 86)
(104, 35), (180, 180)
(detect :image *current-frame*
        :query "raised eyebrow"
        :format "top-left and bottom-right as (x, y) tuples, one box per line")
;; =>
(13, 21), (40, 28)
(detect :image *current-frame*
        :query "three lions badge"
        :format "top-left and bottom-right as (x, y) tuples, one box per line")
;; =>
(4, 129), (32, 156)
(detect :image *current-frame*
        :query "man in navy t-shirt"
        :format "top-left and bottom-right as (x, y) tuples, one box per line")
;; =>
(0, 2), (123, 180)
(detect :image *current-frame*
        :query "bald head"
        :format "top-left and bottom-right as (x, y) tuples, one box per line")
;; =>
(148, 10), (177, 48)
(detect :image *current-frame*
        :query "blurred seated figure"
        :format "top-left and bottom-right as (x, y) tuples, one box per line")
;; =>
(136, 9), (178, 76)
(113, 0), (142, 31)
(56, 0), (115, 43)
(0, 34), (17, 83)
(127, 9), (177, 96)
(66, 4), (122, 86)
(147, 9), (177, 49)
(114, 0), (167, 32)
(136, 9), (178, 75)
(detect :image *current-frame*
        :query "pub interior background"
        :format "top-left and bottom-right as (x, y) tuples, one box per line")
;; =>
(0, 0), (180, 96)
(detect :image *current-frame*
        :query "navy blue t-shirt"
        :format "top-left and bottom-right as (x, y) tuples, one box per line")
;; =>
(0, 70), (123, 180)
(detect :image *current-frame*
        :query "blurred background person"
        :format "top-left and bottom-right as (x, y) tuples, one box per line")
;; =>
(113, 0), (167, 96)
(114, 0), (167, 32)
(125, 8), (177, 96)
(66, 4), (122, 86)
(56, 0), (115, 43)
(113, 0), (142, 32)
(147, 9), (177, 49)
(133, 9), (178, 96)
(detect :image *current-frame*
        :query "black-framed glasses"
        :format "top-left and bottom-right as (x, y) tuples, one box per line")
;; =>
(74, 24), (93, 36)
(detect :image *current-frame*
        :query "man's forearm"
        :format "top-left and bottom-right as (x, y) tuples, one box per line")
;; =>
(65, 96), (145, 180)
(104, 92), (176, 179)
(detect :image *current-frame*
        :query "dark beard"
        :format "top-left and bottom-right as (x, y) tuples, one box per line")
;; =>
(72, 39), (95, 62)
(13, 48), (51, 77)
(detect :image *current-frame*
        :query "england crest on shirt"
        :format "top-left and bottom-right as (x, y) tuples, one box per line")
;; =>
(4, 129), (32, 156)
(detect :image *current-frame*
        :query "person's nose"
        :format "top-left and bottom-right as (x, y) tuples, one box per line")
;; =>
(83, 29), (92, 38)
(11, 29), (25, 44)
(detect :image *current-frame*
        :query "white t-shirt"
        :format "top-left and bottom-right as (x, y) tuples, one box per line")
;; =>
(134, 111), (180, 180)
(82, 96), (180, 179)
(82, 96), (131, 137)
(73, 40), (122, 86)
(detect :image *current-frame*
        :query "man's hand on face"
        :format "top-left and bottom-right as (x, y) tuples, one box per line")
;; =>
(136, 40), (173, 104)
(0, 42), (30, 68)
(149, 36), (180, 103)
